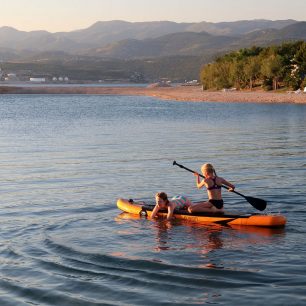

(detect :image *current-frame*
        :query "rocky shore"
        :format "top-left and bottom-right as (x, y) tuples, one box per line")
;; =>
(1, 85), (306, 104)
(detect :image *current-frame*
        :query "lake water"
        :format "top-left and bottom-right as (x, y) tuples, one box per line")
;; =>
(0, 94), (305, 305)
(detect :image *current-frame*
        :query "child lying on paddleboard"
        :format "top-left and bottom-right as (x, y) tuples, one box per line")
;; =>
(151, 192), (192, 221)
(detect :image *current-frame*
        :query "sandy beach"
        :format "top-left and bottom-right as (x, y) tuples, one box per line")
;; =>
(1, 85), (306, 104)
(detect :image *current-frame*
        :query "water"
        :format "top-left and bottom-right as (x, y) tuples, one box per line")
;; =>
(0, 94), (305, 305)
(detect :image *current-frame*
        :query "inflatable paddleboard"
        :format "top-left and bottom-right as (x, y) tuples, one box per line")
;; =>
(117, 198), (286, 227)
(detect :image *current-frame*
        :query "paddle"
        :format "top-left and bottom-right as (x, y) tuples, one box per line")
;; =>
(173, 161), (267, 211)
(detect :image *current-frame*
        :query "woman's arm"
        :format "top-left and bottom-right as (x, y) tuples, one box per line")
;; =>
(221, 178), (235, 191)
(151, 204), (160, 219)
(166, 203), (175, 220)
(194, 173), (206, 189)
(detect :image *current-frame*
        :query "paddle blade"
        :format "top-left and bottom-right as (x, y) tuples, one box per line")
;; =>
(245, 196), (267, 211)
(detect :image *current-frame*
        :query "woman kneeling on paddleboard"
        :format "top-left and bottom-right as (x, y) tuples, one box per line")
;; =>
(151, 192), (192, 221)
(188, 163), (235, 213)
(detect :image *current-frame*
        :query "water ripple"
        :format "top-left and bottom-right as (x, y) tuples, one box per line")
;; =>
(0, 95), (305, 305)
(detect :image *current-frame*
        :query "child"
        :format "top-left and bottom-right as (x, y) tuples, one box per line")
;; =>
(188, 163), (235, 213)
(151, 192), (193, 220)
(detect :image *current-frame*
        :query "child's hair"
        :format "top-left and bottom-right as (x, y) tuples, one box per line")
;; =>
(155, 192), (169, 204)
(201, 163), (217, 175)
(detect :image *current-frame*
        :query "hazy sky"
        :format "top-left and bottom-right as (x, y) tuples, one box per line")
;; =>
(1, 0), (305, 32)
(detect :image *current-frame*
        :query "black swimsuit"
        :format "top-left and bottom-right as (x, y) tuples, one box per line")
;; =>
(208, 199), (224, 209)
(207, 177), (222, 191)
(207, 177), (224, 209)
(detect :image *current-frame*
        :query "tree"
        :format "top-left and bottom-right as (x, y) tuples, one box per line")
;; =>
(244, 57), (261, 89)
(200, 42), (306, 91)
(261, 52), (284, 90)
(294, 42), (306, 81)
(214, 61), (233, 89)
(200, 63), (216, 89)
(231, 59), (247, 89)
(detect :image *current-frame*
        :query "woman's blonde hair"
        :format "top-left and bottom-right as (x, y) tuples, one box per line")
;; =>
(201, 163), (216, 175)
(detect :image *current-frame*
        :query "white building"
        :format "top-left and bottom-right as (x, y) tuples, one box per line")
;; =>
(30, 77), (46, 82)
(5, 73), (18, 81)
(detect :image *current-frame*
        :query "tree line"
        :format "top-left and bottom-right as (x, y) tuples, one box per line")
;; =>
(200, 41), (306, 91)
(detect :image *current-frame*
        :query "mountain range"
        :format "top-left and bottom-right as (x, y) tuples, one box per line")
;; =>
(1, 19), (306, 82)
(0, 19), (305, 61)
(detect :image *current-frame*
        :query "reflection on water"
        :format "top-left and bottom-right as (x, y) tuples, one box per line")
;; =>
(153, 220), (172, 252)
(116, 212), (286, 270)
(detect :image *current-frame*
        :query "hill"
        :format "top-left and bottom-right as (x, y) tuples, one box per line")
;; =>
(0, 19), (298, 56)
(1, 20), (305, 82)
(86, 22), (306, 59)
(87, 32), (236, 59)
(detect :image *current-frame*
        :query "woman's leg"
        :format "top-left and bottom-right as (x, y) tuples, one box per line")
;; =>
(188, 201), (215, 213)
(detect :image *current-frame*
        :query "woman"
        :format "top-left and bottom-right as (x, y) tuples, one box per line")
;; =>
(188, 163), (235, 213)
(151, 192), (192, 220)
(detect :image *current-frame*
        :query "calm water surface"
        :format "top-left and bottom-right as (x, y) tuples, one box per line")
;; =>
(0, 94), (305, 305)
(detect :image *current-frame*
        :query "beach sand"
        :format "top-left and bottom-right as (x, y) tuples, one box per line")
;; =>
(1, 85), (306, 104)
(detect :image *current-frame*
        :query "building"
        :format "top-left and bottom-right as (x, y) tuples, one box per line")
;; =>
(30, 77), (46, 82)
(5, 73), (18, 81)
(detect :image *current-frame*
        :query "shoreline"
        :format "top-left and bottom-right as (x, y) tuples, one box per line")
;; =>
(1, 85), (306, 104)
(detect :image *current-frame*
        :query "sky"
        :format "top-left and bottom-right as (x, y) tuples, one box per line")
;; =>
(1, 0), (305, 32)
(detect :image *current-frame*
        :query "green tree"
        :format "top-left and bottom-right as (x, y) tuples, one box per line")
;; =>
(200, 42), (306, 91)
(244, 56), (261, 89)
(214, 61), (233, 89)
(231, 59), (247, 89)
(261, 53), (284, 90)
(200, 63), (216, 89)
(294, 42), (306, 80)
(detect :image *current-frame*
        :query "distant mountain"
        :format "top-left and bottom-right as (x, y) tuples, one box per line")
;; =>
(62, 19), (297, 44)
(62, 20), (189, 46)
(233, 21), (306, 48)
(84, 22), (306, 59)
(87, 32), (236, 59)
(0, 19), (299, 57)
(0, 27), (90, 53)
(1, 20), (305, 82)
(277, 21), (306, 39)
(185, 19), (297, 36)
